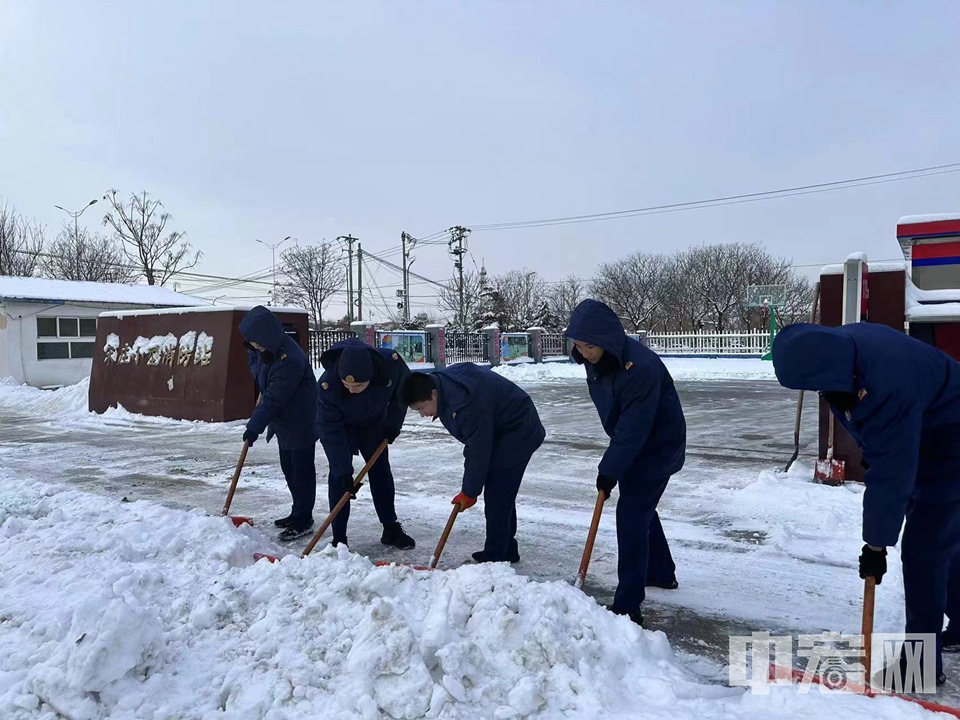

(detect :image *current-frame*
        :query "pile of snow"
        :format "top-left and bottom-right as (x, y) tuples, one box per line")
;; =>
(494, 358), (778, 384)
(0, 377), (94, 420)
(0, 476), (935, 719)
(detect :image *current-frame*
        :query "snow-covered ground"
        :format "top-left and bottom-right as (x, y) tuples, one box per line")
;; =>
(0, 361), (952, 718)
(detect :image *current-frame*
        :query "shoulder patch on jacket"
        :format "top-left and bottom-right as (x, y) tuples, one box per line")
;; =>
(624, 361), (634, 370)
(858, 388), (868, 401)
(452, 411), (457, 419)
(392, 352), (399, 360)
(321, 381), (329, 390)
(279, 353), (287, 360)
(386, 379), (393, 387)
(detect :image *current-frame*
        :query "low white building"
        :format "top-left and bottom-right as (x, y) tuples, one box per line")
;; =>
(0, 276), (206, 388)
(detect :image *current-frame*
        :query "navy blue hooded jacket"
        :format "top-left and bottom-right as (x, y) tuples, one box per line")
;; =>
(773, 322), (960, 547)
(566, 300), (686, 484)
(432, 363), (546, 498)
(239, 306), (318, 450)
(316, 339), (411, 479)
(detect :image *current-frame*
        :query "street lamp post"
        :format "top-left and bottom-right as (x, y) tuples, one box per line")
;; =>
(255, 235), (293, 303)
(54, 198), (99, 243)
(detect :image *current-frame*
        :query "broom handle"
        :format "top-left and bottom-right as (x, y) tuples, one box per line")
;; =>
(785, 283), (821, 473)
(575, 492), (606, 589)
(862, 576), (876, 687)
(301, 440), (389, 557)
(429, 505), (462, 569)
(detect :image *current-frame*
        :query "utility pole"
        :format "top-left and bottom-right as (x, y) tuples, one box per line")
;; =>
(400, 231), (417, 323)
(255, 235), (292, 302)
(356, 243), (363, 322)
(448, 226), (471, 331)
(337, 235), (358, 322)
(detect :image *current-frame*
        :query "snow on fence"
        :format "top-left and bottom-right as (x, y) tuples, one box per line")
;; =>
(646, 330), (769, 356)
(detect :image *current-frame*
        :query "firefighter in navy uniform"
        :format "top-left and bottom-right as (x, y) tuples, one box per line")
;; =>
(239, 306), (319, 542)
(316, 340), (415, 549)
(774, 322), (960, 688)
(565, 299), (687, 626)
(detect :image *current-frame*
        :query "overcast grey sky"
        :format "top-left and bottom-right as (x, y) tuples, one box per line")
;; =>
(2, 1), (959, 318)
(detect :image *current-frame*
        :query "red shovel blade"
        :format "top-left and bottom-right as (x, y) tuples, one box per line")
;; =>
(374, 560), (433, 571)
(230, 516), (254, 527)
(814, 458), (845, 486)
(253, 552), (280, 563)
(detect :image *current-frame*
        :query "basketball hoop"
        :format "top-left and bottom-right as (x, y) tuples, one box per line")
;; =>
(746, 284), (787, 360)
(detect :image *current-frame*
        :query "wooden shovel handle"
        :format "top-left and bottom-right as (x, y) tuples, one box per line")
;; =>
(862, 576), (876, 685)
(222, 441), (250, 516)
(575, 491), (606, 589)
(223, 393), (261, 517)
(301, 439), (389, 558)
(429, 505), (461, 569)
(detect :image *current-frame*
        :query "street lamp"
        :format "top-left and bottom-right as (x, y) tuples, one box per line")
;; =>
(54, 198), (98, 241)
(255, 235), (293, 303)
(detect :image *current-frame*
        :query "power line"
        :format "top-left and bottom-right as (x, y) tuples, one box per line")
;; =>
(465, 162), (960, 232)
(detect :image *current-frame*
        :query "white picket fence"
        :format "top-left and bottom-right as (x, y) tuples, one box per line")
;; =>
(646, 330), (770, 356)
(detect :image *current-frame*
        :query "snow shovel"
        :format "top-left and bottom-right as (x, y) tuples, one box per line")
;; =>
(575, 491), (606, 590)
(374, 504), (462, 571)
(814, 412), (846, 485)
(767, 576), (960, 718)
(222, 393), (261, 527)
(254, 441), (390, 564)
(784, 282), (820, 473)
(222, 441), (254, 527)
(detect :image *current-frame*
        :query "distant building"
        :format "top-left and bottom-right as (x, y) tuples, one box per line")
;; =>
(0, 276), (206, 388)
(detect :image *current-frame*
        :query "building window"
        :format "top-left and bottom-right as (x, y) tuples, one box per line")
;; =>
(37, 342), (70, 360)
(35, 316), (98, 360)
(37, 317), (58, 337)
(58, 318), (79, 337)
(70, 342), (95, 359)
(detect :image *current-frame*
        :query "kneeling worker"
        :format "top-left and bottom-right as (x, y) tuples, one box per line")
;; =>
(239, 306), (318, 541)
(316, 339), (415, 549)
(399, 365), (545, 563)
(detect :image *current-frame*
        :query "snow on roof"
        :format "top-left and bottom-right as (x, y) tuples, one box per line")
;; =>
(905, 272), (960, 322)
(0, 276), (207, 307)
(898, 213), (960, 225)
(820, 260), (905, 276)
(99, 305), (308, 319)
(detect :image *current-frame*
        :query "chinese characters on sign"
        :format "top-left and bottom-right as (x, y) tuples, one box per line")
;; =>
(729, 631), (937, 695)
(104, 331), (215, 367)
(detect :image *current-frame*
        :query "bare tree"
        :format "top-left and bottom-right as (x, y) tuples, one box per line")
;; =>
(547, 275), (585, 329)
(591, 252), (673, 331)
(437, 269), (483, 329)
(0, 200), (45, 277)
(101, 189), (200, 285)
(483, 269), (548, 331)
(277, 242), (347, 328)
(42, 222), (140, 283)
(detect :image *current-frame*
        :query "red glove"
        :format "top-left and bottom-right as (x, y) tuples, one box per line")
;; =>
(452, 492), (477, 510)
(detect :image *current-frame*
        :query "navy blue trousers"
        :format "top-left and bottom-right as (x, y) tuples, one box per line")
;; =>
(902, 498), (960, 675)
(482, 458), (530, 561)
(614, 475), (676, 612)
(278, 442), (317, 527)
(328, 423), (397, 542)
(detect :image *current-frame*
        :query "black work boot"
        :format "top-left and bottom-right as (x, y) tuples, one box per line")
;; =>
(606, 604), (644, 627)
(381, 522), (415, 550)
(331, 537), (348, 549)
(471, 549), (520, 564)
(278, 522), (314, 542)
(646, 578), (679, 590)
(274, 515), (295, 528)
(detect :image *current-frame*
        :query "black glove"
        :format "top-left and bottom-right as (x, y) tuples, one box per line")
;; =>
(859, 544), (887, 584)
(243, 428), (259, 446)
(385, 427), (401, 445)
(341, 475), (357, 499)
(265, 426), (275, 444)
(597, 473), (617, 500)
